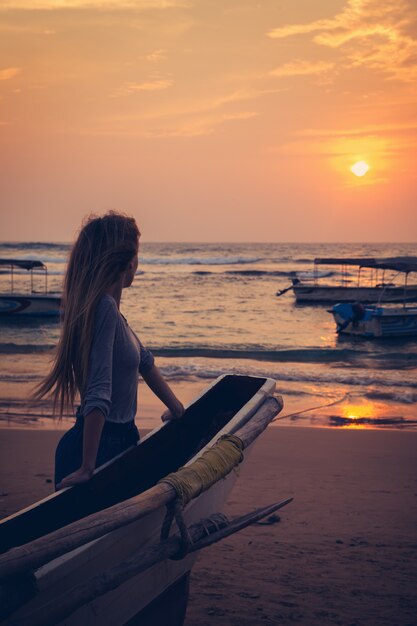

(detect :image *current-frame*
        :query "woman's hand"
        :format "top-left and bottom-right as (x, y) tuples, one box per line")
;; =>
(56, 466), (94, 490)
(141, 364), (185, 422)
(161, 400), (185, 422)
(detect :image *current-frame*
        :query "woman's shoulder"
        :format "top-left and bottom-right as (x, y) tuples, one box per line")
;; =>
(90, 295), (121, 342)
(95, 294), (120, 321)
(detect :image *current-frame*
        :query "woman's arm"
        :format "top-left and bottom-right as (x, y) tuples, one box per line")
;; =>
(56, 409), (105, 489)
(56, 298), (118, 489)
(141, 364), (184, 421)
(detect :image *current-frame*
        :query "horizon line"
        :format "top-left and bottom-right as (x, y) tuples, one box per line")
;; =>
(1, 240), (416, 246)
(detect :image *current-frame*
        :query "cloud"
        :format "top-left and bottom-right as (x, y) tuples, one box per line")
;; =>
(83, 87), (272, 138)
(268, 0), (417, 82)
(0, 0), (189, 9)
(275, 136), (397, 159)
(270, 60), (335, 78)
(109, 86), (283, 118)
(142, 110), (258, 138)
(221, 111), (258, 122)
(268, 20), (330, 40)
(297, 123), (417, 138)
(0, 22), (56, 33)
(204, 87), (284, 112)
(110, 78), (174, 97)
(0, 67), (21, 80)
(267, 1), (408, 41)
(274, 119), (417, 162)
(80, 109), (258, 138)
(145, 49), (167, 63)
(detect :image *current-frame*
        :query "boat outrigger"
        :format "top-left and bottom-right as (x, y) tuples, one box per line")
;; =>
(0, 259), (61, 317)
(282, 257), (417, 304)
(0, 374), (289, 626)
(330, 257), (417, 338)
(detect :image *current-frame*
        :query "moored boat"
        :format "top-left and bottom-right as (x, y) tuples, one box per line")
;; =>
(0, 259), (61, 317)
(0, 374), (286, 626)
(287, 257), (417, 304)
(331, 303), (417, 338)
(330, 258), (417, 338)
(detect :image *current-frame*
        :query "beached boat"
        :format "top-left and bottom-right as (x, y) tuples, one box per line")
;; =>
(330, 258), (417, 338)
(0, 374), (286, 626)
(0, 259), (61, 317)
(285, 257), (417, 304)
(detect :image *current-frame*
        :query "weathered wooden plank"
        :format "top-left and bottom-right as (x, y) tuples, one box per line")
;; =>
(9, 496), (292, 626)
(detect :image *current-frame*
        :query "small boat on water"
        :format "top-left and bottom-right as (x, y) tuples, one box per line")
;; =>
(331, 302), (417, 338)
(330, 258), (417, 338)
(0, 374), (286, 626)
(284, 256), (417, 304)
(0, 259), (61, 317)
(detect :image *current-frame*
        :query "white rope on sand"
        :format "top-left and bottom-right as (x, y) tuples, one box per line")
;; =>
(271, 393), (348, 423)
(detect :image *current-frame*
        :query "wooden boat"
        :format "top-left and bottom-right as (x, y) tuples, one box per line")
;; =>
(288, 257), (417, 304)
(0, 259), (61, 317)
(330, 258), (417, 338)
(0, 374), (285, 626)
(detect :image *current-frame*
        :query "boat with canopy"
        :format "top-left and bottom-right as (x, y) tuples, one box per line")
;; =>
(285, 256), (417, 304)
(0, 259), (61, 317)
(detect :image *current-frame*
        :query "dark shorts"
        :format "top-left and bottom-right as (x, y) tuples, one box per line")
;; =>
(55, 412), (140, 489)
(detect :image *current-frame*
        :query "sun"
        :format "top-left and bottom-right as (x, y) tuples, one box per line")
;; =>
(350, 161), (370, 177)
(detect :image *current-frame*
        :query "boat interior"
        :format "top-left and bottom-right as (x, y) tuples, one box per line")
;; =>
(0, 375), (266, 554)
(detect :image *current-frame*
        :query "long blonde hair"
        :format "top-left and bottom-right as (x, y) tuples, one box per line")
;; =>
(34, 211), (140, 416)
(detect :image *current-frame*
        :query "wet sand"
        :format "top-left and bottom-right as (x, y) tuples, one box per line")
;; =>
(1, 423), (416, 626)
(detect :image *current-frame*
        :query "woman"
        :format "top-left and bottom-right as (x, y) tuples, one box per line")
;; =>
(34, 211), (184, 490)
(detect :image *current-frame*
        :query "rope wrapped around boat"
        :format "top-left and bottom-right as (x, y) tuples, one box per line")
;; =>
(159, 434), (244, 507)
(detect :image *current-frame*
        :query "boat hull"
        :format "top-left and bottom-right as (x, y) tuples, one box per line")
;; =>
(0, 374), (276, 625)
(28, 456), (242, 626)
(293, 284), (417, 304)
(0, 294), (61, 316)
(331, 303), (417, 338)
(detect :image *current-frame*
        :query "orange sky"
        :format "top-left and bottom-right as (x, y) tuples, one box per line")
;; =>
(0, 0), (416, 242)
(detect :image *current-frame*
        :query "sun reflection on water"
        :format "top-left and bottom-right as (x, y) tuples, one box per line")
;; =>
(331, 401), (383, 429)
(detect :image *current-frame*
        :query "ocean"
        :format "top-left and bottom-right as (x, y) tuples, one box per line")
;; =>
(1, 241), (416, 430)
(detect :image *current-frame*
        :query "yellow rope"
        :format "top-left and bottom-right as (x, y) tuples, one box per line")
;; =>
(159, 434), (244, 507)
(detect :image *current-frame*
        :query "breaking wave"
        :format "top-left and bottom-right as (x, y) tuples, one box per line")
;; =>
(156, 362), (417, 393)
(1, 342), (416, 370)
(0, 242), (70, 251)
(139, 256), (263, 266)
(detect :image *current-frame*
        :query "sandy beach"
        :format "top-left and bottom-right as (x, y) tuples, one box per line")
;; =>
(1, 415), (416, 626)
